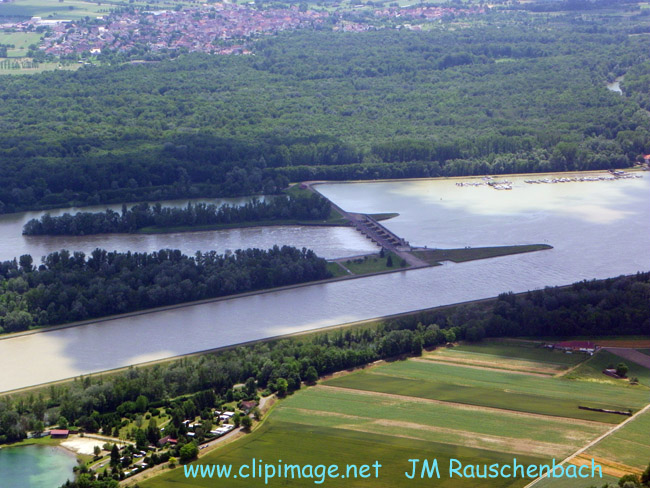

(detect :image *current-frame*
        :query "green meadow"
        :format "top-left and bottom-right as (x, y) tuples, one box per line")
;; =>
(423, 342), (586, 374)
(139, 341), (649, 488)
(0, 32), (43, 57)
(449, 342), (587, 367)
(273, 387), (606, 457)
(142, 419), (546, 488)
(566, 350), (650, 388)
(587, 406), (650, 469)
(324, 360), (648, 422)
(0, 0), (110, 20)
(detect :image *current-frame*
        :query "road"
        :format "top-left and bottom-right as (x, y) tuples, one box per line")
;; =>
(523, 402), (650, 487)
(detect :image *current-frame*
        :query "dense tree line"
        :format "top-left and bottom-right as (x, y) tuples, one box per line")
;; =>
(0, 246), (330, 333)
(22, 192), (331, 236)
(1, 13), (649, 213)
(1, 272), (648, 447)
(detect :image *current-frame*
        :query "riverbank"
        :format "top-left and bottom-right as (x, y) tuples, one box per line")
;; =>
(1, 266), (592, 399)
(3, 168), (644, 218)
(307, 167), (646, 189)
(0, 244), (550, 343)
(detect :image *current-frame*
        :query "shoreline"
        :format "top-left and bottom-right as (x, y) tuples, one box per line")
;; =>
(0, 273), (620, 397)
(0, 242), (552, 342)
(2, 167), (644, 218)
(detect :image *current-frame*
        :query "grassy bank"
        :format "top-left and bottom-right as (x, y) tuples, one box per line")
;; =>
(414, 244), (553, 265)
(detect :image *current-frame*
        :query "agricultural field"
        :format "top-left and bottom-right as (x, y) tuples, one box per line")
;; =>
(139, 341), (649, 488)
(534, 472), (619, 488)
(421, 341), (585, 375)
(142, 418), (545, 487)
(0, 31), (42, 57)
(324, 358), (649, 423)
(585, 406), (650, 471)
(0, 0), (111, 20)
(565, 350), (650, 387)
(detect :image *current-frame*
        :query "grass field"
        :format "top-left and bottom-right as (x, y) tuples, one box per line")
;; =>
(413, 244), (552, 265)
(341, 252), (407, 274)
(0, 32), (43, 57)
(423, 342), (586, 374)
(0, 0), (110, 19)
(565, 350), (650, 388)
(138, 340), (649, 488)
(274, 387), (607, 456)
(0, 59), (80, 75)
(143, 419), (550, 487)
(324, 360), (649, 422)
(534, 472), (619, 488)
(586, 406), (650, 470)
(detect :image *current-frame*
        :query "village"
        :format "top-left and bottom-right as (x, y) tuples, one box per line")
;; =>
(1, 2), (485, 58)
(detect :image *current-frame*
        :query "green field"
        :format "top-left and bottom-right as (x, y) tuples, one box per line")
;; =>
(0, 0), (110, 19)
(341, 252), (408, 274)
(449, 342), (586, 367)
(0, 32), (43, 57)
(324, 360), (649, 423)
(138, 345), (648, 488)
(534, 472), (619, 488)
(423, 341), (586, 374)
(141, 413), (547, 488)
(565, 350), (650, 388)
(326, 261), (350, 277)
(274, 387), (607, 457)
(587, 407), (650, 469)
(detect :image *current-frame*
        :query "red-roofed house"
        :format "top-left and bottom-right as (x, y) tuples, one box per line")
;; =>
(553, 341), (597, 353)
(50, 429), (69, 438)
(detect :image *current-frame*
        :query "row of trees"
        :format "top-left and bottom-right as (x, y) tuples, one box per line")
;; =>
(1, 13), (650, 212)
(0, 246), (330, 332)
(22, 192), (331, 236)
(2, 272), (648, 447)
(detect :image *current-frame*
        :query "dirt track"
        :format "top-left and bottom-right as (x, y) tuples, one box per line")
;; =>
(603, 347), (650, 368)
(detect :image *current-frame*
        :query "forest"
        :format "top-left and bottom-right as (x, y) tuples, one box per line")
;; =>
(1, 11), (650, 212)
(22, 192), (332, 235)
(0, 246), (330, 333)
(1, 272), (648, 446)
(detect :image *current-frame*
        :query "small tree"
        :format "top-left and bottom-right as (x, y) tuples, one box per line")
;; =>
(304, 366), (318, 385)
(616, 363), (629, 378)
(241, 416), (253, 431)
(94, 445), (102, 458)
(179, 442), (199, 463)
(110, 444), (120, 466)
(386, 255), (393, 267)
(276, 378), (288, 397)
(168, 456), (178, 468)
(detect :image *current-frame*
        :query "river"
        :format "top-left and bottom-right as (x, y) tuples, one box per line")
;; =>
(0, 195), (377, 262)
(0, 445), (76, 488)
(0, 173), (648, 392)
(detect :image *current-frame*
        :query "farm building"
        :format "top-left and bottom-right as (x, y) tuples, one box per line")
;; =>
(552, 341), (597, 354)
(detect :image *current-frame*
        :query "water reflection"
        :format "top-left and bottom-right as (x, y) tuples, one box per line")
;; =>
(0, 175), (648, 392)
(0, 195), (377, 261)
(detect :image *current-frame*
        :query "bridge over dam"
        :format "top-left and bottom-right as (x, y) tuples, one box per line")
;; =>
(304, 182), (428, 268)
